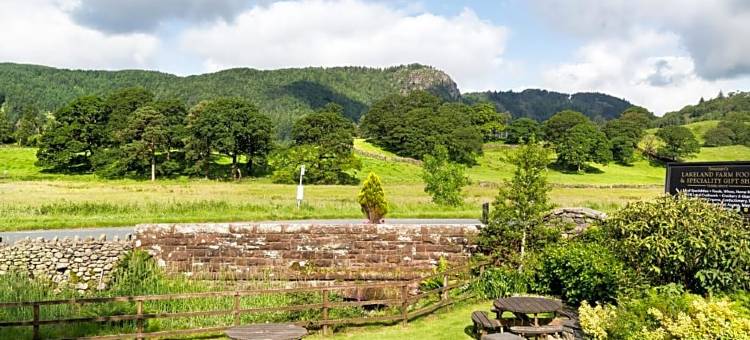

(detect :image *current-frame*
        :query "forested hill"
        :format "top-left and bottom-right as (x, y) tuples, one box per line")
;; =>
(463, 89), (633, 122)
(0, 63), (459, 136)
(658, 91), (750, 126)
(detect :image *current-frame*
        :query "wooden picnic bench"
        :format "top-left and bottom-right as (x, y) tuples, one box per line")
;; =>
(509, 325), (565, 337)
(225, 323), (307, 340)
(472, 310), (504, 336)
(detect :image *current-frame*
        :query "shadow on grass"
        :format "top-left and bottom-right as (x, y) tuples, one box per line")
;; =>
(548, 162), (604, 174)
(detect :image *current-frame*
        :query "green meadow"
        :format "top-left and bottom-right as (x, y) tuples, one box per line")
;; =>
(1, 133), (748, 230)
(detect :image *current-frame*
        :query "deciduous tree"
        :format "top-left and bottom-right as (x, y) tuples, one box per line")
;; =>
(478, 142), (554, 264)
(655, 126), (700, 161)
(120, 106), (169, 181)
(555, 123), (612, 171)
(36, 96), (110, 172)
(505, 118), (542, 144)
(421, 145), (469, 206)
(543, 110), (590, 143)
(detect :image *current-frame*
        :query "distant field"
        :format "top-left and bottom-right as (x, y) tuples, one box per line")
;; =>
(4, 136), (749, 231)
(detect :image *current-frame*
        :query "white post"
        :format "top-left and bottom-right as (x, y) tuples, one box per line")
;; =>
(296, 165), (305, 208)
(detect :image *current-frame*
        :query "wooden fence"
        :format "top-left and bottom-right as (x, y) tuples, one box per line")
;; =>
(0, 261), (488, 339)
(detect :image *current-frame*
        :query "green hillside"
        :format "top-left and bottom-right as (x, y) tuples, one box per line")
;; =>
(659, 91), (750, 125)
(463, 89), (633, 121)
(0, 63), (459, 137)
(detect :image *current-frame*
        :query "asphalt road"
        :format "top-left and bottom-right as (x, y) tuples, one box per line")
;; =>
(0, 218), (482, 244)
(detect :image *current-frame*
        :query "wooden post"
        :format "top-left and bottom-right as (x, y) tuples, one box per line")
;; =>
(441, 274), (449, 301)
(136, 299), (144, 340)
(233, 291), (241, 326)
(400, 283), (409, 326)
(32, 303), (40, 340)
(322, 289), (329, 336)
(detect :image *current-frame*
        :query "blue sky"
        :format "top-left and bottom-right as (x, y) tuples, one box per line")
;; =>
(1, 0), (749, 114)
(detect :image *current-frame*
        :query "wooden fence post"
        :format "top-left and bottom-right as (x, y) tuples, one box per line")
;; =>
(441, 274), (448, 301)
(400, 283), (409, 326)
(233, 291), (241, 326)
(32, 302), (40, 340)
(322, 289), (329, 336)
(136, 299), (144, 340)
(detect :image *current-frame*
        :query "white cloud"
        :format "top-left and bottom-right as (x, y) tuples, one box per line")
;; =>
(531, 0), (750, 80)
(68, 0), (249, 34)
(0, 0), (159, 70)
(542, 29), (750, 115)
(179, 0), (509, 91)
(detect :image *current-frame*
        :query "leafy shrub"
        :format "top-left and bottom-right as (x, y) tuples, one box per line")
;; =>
(580, 287), (750, 339)
(357, 172), (388, 223)
(640, 298), (750, 339)
(421, 145), (470, 206)
(578, 301), (616, 340)
(470, 261), (541, 299)
(603, 194), (750, 294)
(537, 242), (629, 305)
(420, 257), (449, 291)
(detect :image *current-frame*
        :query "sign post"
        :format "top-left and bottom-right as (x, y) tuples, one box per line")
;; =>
(665, 161), (750, 215)
(296, 165), (305, 208)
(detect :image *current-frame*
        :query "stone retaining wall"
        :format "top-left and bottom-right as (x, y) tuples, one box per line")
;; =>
(135, 223), (479, 280)
(544, 207), (607, 237)
(0, 236), (132, 292)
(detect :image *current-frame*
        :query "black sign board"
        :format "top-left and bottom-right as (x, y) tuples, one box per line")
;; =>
(666, 161), (750, 214)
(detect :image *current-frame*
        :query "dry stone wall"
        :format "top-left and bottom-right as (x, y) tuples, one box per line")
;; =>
(135, 223), (479, 280)
(0, 236), (132, 292)
(543, 207), (607, 237)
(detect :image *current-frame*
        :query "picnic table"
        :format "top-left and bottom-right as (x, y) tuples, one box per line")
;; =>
(225, 323), (307, 340)
(493, 296), (564, 338)
(493, 296), (562, 326)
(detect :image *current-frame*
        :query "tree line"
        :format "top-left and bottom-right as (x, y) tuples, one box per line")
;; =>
(24, 87), (367, 184)
(2, 85), (710, 189)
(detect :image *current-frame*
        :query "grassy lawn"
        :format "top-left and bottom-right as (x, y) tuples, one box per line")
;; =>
(309, 300), (491, 340)
(12, 139), (750, 231)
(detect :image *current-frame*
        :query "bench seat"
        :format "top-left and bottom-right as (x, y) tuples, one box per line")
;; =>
(472, 311), (504, 335)
(509, 324), (564, 336)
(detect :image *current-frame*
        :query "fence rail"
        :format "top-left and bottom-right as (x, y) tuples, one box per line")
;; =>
(0, 261), (488, 339)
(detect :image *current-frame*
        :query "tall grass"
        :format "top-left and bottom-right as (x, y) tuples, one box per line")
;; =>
(0, 250), (374, 338)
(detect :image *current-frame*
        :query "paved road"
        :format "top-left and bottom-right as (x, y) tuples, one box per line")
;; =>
(0, 218), (482, 244)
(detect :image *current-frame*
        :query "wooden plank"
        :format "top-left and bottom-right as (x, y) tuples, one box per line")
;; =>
(328, 299), (400, 308)
(317, 315), (402, 325)
(77, 326), (230, 340)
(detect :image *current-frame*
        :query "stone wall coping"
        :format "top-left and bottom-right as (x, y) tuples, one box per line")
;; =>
(135, 223), (481, 234)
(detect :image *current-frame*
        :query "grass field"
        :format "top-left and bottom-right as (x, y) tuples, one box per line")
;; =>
(4, 136), (749, 231)
(309, 300), (490, 340)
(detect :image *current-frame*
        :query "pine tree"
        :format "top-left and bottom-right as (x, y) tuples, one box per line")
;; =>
(358, 173), (388, 223)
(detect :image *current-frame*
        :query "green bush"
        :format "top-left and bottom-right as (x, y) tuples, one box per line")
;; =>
(579, 285), (750, 339)
(537, 242), (629, 305)
(470, 260), (540, 299)
(603, 194), (750, 294)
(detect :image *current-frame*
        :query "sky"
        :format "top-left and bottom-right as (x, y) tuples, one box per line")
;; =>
(2, 0), (750, 115)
